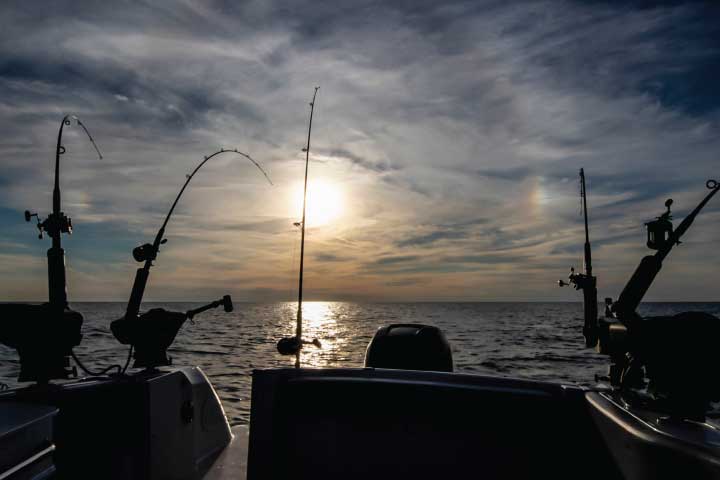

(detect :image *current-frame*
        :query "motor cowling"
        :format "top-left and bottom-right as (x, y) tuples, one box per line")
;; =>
(365, 324), (453, 372)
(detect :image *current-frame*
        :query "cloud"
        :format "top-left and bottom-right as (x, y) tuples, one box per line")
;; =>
(372, 255), (421, 266)
(326, 148), (399, 174)
(396, 217), (489, 248)
(314, 253), (350, 262)
(397, 229), (469, 247)
(0, 0), (719, 301)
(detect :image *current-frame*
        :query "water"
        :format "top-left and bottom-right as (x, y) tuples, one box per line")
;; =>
(1, 302), (719, 425)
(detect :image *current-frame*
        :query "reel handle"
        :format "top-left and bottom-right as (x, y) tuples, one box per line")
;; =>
(185, 295), (233, 320)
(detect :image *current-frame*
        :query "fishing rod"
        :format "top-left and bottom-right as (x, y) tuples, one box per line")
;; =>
(558, 168), (599, 347)
(123, 148), (272, 321)
(2, 115), (103, 382)
(611, 179), (720, 322)
(25, 115), (103, 311)
(112, 148), (272, 371)
(277, 87), (322, 367)
(581, 169), (592, 278)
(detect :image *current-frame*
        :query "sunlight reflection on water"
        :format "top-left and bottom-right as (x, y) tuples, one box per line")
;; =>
(281, 301), (353, 368)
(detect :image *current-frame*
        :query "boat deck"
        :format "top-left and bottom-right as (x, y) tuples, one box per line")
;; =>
(205, 426), (249, 480)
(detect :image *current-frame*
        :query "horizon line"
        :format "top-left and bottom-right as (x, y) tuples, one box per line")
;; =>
(4, 300), (719, 304)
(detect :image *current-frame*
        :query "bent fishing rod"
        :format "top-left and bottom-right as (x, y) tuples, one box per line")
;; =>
(612, 178), (720, 322)
(12, 115), (105, 381)
(25, 115), (102, 311)
(123, 148), (272, 321)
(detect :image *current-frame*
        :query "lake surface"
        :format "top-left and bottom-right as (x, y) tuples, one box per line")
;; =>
(1, 302), (718, 425)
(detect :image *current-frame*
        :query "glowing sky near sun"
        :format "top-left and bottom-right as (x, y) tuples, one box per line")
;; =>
(294, 180), (344, 227)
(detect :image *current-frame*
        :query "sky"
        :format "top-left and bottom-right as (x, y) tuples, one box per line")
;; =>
(0, 0), (718, 302)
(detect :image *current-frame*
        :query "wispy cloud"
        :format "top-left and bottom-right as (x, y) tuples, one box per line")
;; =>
(0, 0), (718, 301)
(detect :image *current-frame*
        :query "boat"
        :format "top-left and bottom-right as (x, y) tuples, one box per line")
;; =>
(1, 112), (719, 479)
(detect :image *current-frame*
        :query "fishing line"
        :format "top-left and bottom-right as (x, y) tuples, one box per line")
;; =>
(121, 346), (134, 375)
(289, 227), (299, 302)
(71, 351), (122, 377)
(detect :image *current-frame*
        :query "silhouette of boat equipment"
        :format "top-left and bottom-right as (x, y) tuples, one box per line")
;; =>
(1, 114), (719, 479)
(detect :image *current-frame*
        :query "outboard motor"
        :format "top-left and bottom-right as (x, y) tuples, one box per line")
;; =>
(365, 324), (453, 372)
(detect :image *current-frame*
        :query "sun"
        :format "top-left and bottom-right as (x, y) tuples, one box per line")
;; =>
(294, 180), (343, 227)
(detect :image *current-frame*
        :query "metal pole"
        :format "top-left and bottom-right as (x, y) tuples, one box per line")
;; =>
(580, 168), (592, 277)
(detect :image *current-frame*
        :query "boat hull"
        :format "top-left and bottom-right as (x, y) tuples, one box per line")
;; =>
(0, 367), (231, 479)
(587, 391), (720, 479)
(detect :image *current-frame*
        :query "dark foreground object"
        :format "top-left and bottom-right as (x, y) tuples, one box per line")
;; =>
(0, 402), (57, 479)
(0, 304), (83, 382)
(364, 323), (453, 372)
(0, 367), (231, 479)
(248, 368), (720, 480)
(3, 366), (720, 479)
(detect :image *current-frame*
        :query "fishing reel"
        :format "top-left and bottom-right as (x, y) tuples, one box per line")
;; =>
(132, 240), (166, 263)
(25, 210), (72, 240)
(277, 337), (321, 356)
(645, 199), (675, 251)
(559, 267), (599, 348)
(558, 266), (594, 291)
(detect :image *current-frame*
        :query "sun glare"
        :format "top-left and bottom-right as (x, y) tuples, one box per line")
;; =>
(294, 180), (343, 227)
